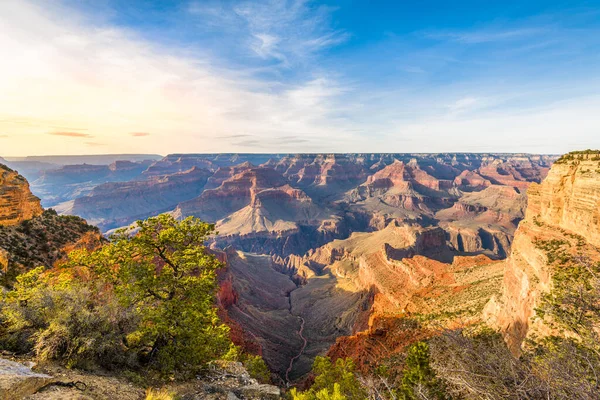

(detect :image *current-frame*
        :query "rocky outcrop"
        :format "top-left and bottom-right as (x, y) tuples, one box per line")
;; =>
(453, 170), (492, 191)
(0, 357), (281, 400)
(437, 185), (526, 257)
(216, 185), (324, 236)
(527, 155), (600, 246)
(285, 154), (368, 190)
(477, 156), (551, 190)
(0, 164), (42, 226)
(61, 166), (212, 231)
(0, 210), (102, 283)
(176, 167), (287, 223)
(0, 358), (54, 400)
(0, 168), (101, 284)
(488, 151), (600, 353)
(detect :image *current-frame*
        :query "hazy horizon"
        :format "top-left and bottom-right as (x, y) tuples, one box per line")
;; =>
(3, 150), (567, 160)
(2, 0), (600, 156)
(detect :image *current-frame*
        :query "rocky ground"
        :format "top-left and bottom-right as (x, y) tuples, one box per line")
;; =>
(0, 356), (281, 400)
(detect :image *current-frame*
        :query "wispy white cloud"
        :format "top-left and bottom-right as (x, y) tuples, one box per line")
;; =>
(0, 0), (356, 156)
(426, 27), (547, 44)
(189, 0), (348, 67)
(447, 97), (479, 114)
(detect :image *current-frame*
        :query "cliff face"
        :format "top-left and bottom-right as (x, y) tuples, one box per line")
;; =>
(527, 155), (600, 246)
(488, 152), (600, 353)
(0, 164), (43, 226)
(0, 165), (102, 285)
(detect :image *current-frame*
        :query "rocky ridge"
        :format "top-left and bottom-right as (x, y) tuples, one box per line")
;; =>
(0, 164), (43, 226)
(487, 151), (600, 353)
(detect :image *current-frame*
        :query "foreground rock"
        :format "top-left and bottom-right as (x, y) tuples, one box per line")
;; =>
(181, 361), (281, 400)
(0, 358), (281, 400)
(0, 358), (54, 400)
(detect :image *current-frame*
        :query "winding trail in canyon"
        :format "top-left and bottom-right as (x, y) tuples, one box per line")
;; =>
(285, 288), (308, 386)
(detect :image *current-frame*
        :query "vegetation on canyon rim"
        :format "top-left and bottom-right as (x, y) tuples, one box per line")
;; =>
(0, 214), (267, 382)
(2, 214), (600, 398)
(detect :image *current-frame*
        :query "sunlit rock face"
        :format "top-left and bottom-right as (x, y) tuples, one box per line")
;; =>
(0, 164), (42, 226)
(488, 152), (600, 354)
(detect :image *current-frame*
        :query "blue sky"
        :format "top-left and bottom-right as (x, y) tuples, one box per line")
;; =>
(1, 0), (600, 155)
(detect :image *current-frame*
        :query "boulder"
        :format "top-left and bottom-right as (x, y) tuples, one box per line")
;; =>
(0, 358), (54, 400)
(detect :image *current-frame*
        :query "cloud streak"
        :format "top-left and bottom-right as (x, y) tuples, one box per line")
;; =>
(48, 131), (93, 138)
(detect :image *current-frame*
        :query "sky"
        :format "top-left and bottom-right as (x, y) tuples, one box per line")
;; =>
(1, 0), (600, 156)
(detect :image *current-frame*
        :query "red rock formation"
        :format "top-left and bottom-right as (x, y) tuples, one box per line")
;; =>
(0, 164), (42, 226)
(453, 170), (492, 191)
(176, 167), (287, 223)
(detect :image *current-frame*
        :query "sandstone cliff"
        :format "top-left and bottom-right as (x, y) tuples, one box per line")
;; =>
(0, 166), (102, 285)
(0, 164), (42, 226)
(488, 151), (600, 353)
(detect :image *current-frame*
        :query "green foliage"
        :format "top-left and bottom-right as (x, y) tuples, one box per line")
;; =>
(290, 357), (366, 400)
(533, 239), (570, 264)
(291, 383), (347, 400)
(1, 266), (136, 369)
(538, 256), (600, 349)
(223, 344), (271, 383)
(398, 342), (447, 400)
(1, 215), (232, 377)
(555, 149), (600, 164)
(97, 215), (230, 374)
(243, 354), (271, 383)
(145, 388), (179, 400)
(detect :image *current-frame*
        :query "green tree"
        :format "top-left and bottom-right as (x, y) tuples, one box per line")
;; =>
(290, 357), (366, 400)
(76, 214), (232, 373)
(399, 342), (447, 400)
(1, 215), (232, 375)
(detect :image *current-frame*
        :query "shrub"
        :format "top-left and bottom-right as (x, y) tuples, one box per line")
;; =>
(428, 329), (547, 399)
(1, 266), (137, 369)
(223, 344), (271, 383)
(244, 354), (271, 383)
(290, 357), (366, 400)
(398, 342), (447, 400)
(292, 383), (347, 400)
(1, 215), (232, 377)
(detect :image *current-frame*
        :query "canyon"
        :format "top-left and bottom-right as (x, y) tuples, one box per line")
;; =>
(1, 152), (572, 382)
